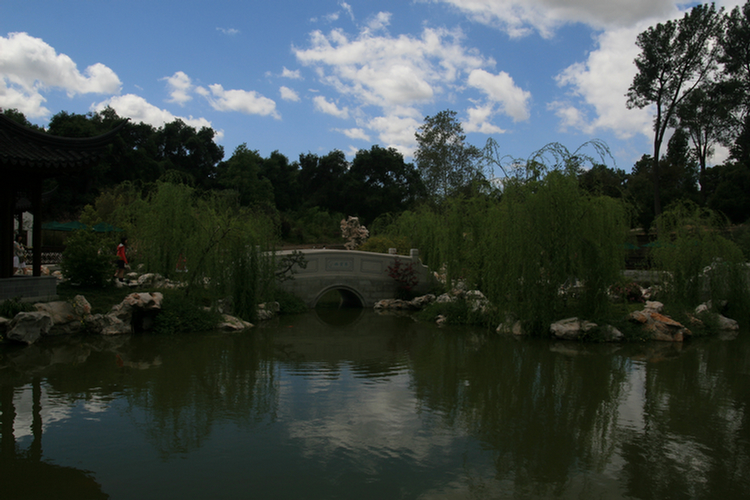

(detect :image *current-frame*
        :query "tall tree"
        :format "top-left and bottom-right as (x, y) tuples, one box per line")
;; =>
(414, 109), (482, 203)
(215, 144), (274, 210)
(259, 151), (301, 213)
(719, 1), (750, 161)
(345, 145), (424, 223)
(298, 150), (349, 213)
(626, 3), (723, 221)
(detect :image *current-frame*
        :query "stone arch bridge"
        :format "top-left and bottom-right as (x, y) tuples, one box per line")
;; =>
(275, 249), (435, 308)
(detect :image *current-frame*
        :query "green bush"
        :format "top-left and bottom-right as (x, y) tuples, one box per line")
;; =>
(359, 235), (410, 254)
(152, 291), (223, 334)
(273, 288), (308, 314)
(0, 297), (34, 318)
(61, 229), (116, 287)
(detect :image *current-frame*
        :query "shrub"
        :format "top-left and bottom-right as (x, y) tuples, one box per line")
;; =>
(0, 297), (34, 318)
(61, 229), (116, 287)
(359, 235), (410, 254)
(152, 290), (223, 334)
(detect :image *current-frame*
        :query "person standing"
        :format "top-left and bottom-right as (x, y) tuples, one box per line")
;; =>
(115, 237), (128, 282)
(13, 234), (26, 275)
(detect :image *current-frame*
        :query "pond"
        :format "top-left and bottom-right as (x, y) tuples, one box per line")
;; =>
(1, 309), (749, 499)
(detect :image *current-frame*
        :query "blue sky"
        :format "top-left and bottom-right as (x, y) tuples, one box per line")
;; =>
(1, 1), (742, 175)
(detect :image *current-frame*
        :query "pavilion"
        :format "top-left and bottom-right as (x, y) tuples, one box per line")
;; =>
(0, 114), (124, 301)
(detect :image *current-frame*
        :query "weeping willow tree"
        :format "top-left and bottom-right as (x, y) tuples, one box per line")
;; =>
(383, 140), (630, 334)
(130, 181), (277, 321)
(481, 171), (628, 333)
(651, 201), (750, 323)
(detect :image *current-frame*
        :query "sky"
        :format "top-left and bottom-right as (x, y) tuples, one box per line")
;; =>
(1, 0), (744, 175)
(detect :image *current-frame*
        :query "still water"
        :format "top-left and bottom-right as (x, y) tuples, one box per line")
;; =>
(1, 309), (749, 499)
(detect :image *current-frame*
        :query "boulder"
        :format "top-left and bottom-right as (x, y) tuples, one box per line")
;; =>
(257, 302), (281, 321)
(218, 314), (253, 331)
(629, 305), (691, 342)
(496, 318), (525, 336)
(7, 312), (53, 344)
(550, 317), (598, 341)
(33, 295), (92, 335)
(92, 292), (164, 335)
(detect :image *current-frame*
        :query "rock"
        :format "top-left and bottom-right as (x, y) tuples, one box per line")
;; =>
(218, 314), (253, 331)
(410, 294), (435, 308)
(550, 317), (598, 341)
(33, 295), (92, 336)
(7, 312), (53, 344)
(497, 318), (525, 336)
(600, 325), (624, 342)
(644, 301), (664, 313)
(717, 314), (739, 331)
(94, 292), (164, 335)
(257, 302), (281, 321)
(436, 314), (448, 326)
(629, 307), (691, 342)
(436, 293), (456, 304)
(465, 290), (491, 314)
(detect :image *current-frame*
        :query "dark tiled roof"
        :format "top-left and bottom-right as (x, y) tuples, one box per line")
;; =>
(0, 114), (125, 174)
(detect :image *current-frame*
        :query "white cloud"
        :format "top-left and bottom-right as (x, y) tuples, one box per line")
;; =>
(0, 32), (121, 117)
(294, 17), (493, 155)
(554, 24), (653, 140)
(313, 95), (349, 118)
(464, 103), (506, 134)
(294, 23), (489, 110)
(217, 27), (240, 36)
(92, 94), (223, 138)
(467, 69), (531, 121)
(432, 0), (684, 38)
(280, 86), (301, 101)
(368, 114), (422, 157)
(197, 83), (280, 118)
(163, 71), (193, 106)
(281, 67), (302, 79)
(340, 127), (370, 141)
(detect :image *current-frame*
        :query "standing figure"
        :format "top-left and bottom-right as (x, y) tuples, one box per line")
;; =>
(13, 234), (26, 275)
(115, 237), (128, 282)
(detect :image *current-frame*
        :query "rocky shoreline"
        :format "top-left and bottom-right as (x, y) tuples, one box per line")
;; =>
(375, 288), (740, 342)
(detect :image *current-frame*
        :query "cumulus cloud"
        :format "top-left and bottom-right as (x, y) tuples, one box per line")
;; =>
(280, 86), (301, 102)
(92, 94), (222, 138)
(197, 83), (280, 118)
(368, 114), (422, 157)
(0, 31), (121, 117)
(294, 16), (491, 152)
(164, 71), (193, 105)
(432, 0), (683, 38)
(281, 67), (303, 79)
(464, 103), (506, 134)
(467, 69), (531, 121)
(313, 95), (349, 118)
(553, 24), (654, 139)
(340, 127), (370, 141)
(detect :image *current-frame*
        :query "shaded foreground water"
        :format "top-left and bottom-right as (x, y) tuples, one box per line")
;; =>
(1, 309), (749, 499)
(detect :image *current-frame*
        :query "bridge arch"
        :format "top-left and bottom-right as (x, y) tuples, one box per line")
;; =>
(313, 284), (366, 308)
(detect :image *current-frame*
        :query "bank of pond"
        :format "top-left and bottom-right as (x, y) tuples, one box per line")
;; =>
(0, 272), (743, 346)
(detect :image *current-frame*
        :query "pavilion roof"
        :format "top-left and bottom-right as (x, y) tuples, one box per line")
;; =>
(0, 114), (125, 175)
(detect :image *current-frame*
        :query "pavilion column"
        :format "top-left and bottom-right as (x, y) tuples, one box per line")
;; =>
(0, 182), (15, 279)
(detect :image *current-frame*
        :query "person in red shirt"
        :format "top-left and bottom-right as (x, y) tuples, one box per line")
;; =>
(115, 237), (128, 282)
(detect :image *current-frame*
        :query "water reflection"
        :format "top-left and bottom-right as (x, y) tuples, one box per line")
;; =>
(1, 311), (749, 499)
